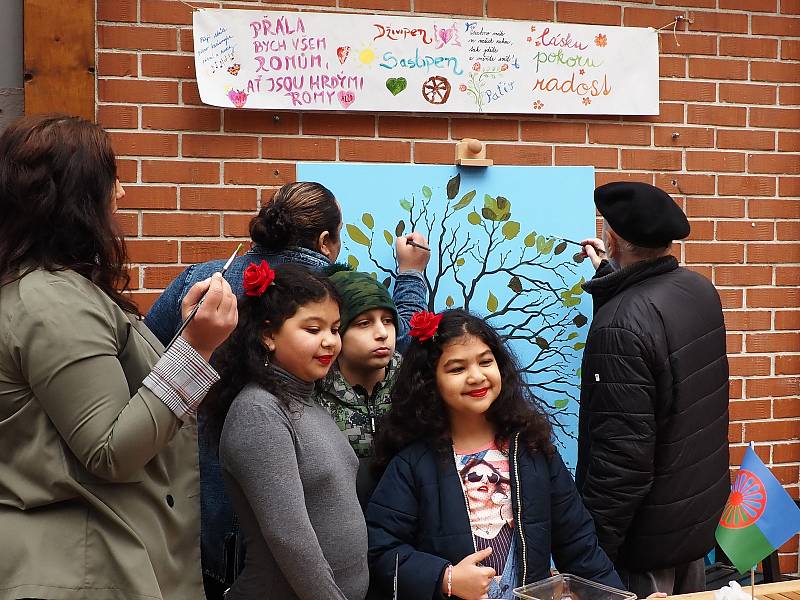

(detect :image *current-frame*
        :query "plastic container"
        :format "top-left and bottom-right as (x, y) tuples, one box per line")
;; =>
(514, 574), (638, 600)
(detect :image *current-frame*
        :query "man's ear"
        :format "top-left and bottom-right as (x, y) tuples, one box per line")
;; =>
(317, 230), (333, 258)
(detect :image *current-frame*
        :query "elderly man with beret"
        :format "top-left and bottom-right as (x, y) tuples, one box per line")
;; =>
(576, 182), (730, 597)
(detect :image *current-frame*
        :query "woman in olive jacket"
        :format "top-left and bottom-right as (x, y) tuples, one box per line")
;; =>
(0, 115), (237, 600)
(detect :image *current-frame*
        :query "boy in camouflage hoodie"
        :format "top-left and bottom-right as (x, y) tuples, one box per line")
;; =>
(315, 268), (405, 507)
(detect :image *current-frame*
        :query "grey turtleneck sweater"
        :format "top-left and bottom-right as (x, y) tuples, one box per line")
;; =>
(219, 368), (368, 600)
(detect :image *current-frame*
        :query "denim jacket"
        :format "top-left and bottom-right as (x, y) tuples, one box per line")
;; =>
(144, 244), (427, 585)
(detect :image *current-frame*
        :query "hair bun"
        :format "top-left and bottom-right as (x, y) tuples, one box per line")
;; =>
(250, 203), (294, 251)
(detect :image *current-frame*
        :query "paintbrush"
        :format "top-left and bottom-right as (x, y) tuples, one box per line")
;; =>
(405, 239), (431, 252)
(552, 235), (607, 256)
(166, 243), (242, 348)
(393, 554), (399, 600)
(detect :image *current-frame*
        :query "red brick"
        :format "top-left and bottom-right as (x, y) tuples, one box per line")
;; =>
(718, 129), (776, 151)
(595, 172), (654, 187)
(181, 82), (203, 106)
(340, 0), (407, 8)
(774, 442), (800, 462)
(778, 222), (800, 241)
(555, 146), (617, 168)
(753, 15), (800, 35)
(749, 199), (800, 217)
(780, 552), (800, 574)
(654, 126), (713, 148)
(114, 212), (138, 237)
(687, 265), (713, 280)
(783, 40), (800, 61)
(379, 117), (448, 139)
(751, 107), (800, 129)
(687, 197), (745, 218)
(183, 135), (259, 159)
(116, 159), (137, 183)
(779, 131), (800, 152)
(689, 58), (748, 81)
(98, 105), (138, 129)
(223, 213), (253, 237)
(719, 288), (744, 309)
(129, 292), (161, 314)
(723, 309), (773, 330)
(660, 80), (716, 103)
(486, 0), (554, 20)
(777, 311), (800, 330)
(685, 243), (744, 263)
(98, 25), (177, 51)
(142, 106), (220, 132)
(689, 11), (749, 33)
(659, 34), (717, 55)
(719, 175), (776, 196)
(716, 265), (773, 285)
(745, 420), (800, 442)
(687, 220), (714, 240)
(780, 178), (800, 197)
(452, 119), (519, 142)
(141, 160), (220, 184)
(489, 145), (552, 166)
(747, 243), (800, 264)
(262, 137), (336, 161)
(687, 151), (745, 172)
(412, 142), (452, 165)
(110, 132), (178, 157)
(118, 186), (177, 210)
(127, 240), (178, 263)
(339, 140), (410, 163)
(624, 7), (684, 28)
(302, 114), (375, 137)
(179, 27), (193, 53)
(747, 376), (800, 398)
(556, 2), (621, 24)
(139, 0), (215, 25)
(99, 79), (178, 104)
(730, 444), (772, 466)
(181, 240), (243, 263)
(142, 212), (220, 237)
(749, 286), (800, 308)
(143, 266), (186, 289)
(181, 187), (258, 211)
(729, 398), (772, 419)
(749, 153), (800, 174)
(779, 86), (800, 106)
(720, 37), (778, 58)
(730, 378), (744, 399)
(97, 52), (138, 77)
(777, 266), (800, 285)
(415, 0), (482, 14)
(776, 398), (800, 418)
(141, 54), (195, 78)
(588, 124), (650, 146)
(625, 102), (685, 125)
(98, 0), (137, 21)
(621, 149), (681, 171)
(730, 422), (744, 442)
(224, 162), (296, 186)
(753, 62), (800, 85)
(777, 356), (800, 375)
(521, 122), (586, 143)
(719, 83), (778, 105)
(660, 57), (687, 78)
(688, 104), (747, 127)
(656, 173), (715, 195)
(719, 0), (777, 9)
(224, 111), (299, 135)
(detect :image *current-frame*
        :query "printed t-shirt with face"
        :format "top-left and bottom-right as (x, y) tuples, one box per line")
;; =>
(454, 441), (514, 576)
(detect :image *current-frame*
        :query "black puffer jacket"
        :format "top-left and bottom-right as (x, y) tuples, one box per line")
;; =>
(575, 256), (729, 572)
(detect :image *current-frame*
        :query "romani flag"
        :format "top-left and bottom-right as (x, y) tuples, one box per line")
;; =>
(716, 445), (800, 574)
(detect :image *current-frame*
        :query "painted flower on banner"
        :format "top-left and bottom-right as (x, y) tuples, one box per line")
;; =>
(579, 68), (585, 75)
(459, 84), (468, 92)
(594, 33), (607, 47)
(533, 100), (544, 110)
(227, 89), (248, 109)
(582, 97), (592, 106)
(472, 62), (481, 72)
(501, 64), (509, 71)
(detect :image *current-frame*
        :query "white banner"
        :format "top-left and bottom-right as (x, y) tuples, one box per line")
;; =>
(193, 9), (659, 115)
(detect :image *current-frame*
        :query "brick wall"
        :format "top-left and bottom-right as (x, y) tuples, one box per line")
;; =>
(96, 0), (800, 573)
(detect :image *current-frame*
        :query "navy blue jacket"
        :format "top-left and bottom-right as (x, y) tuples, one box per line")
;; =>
(366, 433), (623, 600)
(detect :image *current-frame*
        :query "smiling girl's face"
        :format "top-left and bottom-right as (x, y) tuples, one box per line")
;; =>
(262, 297), (341, 382)
(435, 334), (502, 420)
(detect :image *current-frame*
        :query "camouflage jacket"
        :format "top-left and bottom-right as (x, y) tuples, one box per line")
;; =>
(314, 352), (401, 458)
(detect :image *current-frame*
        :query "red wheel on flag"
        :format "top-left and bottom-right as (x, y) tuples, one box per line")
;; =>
(720, 469), (767, 529)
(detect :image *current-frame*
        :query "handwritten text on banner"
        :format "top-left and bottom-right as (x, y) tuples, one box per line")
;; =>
(193, 9), (659, 115)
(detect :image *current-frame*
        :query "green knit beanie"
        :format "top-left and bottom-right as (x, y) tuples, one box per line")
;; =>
(328, 269), (399, 335)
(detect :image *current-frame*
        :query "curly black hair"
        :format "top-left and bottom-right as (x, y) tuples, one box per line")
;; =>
(373, 309), (554, 472)
(202, 262), (340, 448)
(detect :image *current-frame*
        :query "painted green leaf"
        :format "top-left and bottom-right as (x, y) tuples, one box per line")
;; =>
(487, 291), (499, 312)
(347, 223), (371, 247)
(573, 342), (586, 350)
(382, 277), (391, 289)
(502, 221), (520, 240)
(383, 230), (394, 246)
(554, 241), (568, 255)
(496, 196), (509, 211)
(570, 277), (586, 295)
(508, 276), (523, 294)
(453, 190), (476, 211)
(456, 257), (465, 267)
(567, 332), (578, 340)
(535, 336), (549, 350)
(562, 296), (581, 308)
(361, 213), (374, 230)
(524, 232), (537, 248)
(347, 254), (359, 269)
(467, 211), (482, 225)
(395, 220), (405, 237)
(542, 238), (555, 254)
(573, 252), (586, 263)
(446, 174), (461, 200)
(576, 368), (582, 377)
(554, 399), (569, 409)
(400, 199), (412, 211)
(536, 235), (546, 253)
(422, 185), (432, 200)
(573, 313), (588, 327)
(445, 295), (455, 307)
(482, 207), (498, 221)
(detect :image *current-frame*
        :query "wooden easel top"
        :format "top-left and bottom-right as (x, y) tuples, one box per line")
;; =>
(667, 580), (800, 600)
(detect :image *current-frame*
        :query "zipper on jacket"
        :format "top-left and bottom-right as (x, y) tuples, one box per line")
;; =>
(512, 432), (528, 586)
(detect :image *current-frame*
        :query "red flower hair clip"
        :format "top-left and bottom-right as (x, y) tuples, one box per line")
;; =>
(243, 260), (275, 296)
(409, 311), (443, 342)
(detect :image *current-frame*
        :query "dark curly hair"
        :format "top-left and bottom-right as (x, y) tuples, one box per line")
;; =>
(249, 182), (340, 252)
(202, 262), (340, 448)
(373, 309), (554, 472)
(0, 114), (136, 313)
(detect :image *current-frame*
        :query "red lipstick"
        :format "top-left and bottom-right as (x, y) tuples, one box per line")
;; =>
(467, 387), (489, 398)
(316, 355), (333, 366)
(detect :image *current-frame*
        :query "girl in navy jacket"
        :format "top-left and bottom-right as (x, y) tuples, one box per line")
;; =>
(366, 309), (623, 600)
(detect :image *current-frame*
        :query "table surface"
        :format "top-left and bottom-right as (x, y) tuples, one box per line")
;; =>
(667, 580), (800, 600)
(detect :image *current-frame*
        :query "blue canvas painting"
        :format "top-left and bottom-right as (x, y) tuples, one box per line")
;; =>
(297, 162), (595, 467)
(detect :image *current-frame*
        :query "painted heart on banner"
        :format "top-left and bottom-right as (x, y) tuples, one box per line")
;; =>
(386, 77), (407, 96)
(336, 46), (350, 64)
(338, 90), (356, 108)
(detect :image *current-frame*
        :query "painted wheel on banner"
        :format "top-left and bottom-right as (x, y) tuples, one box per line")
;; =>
(422, 76), (451, 105)
(719, 469), (766, 529)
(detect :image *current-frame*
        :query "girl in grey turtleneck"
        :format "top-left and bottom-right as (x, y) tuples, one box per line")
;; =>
(206, 263), (368, 600)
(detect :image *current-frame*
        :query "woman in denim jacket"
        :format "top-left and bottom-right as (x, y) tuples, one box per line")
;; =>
(145, 181), (428, 599)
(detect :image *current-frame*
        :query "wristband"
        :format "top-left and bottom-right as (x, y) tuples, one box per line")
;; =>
(447, 564), (453, 597)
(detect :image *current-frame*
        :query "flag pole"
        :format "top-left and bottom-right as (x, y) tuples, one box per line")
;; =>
(750, 565), (755, 599)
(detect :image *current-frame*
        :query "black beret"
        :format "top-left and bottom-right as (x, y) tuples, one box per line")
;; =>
(594, 182), (690, 248)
